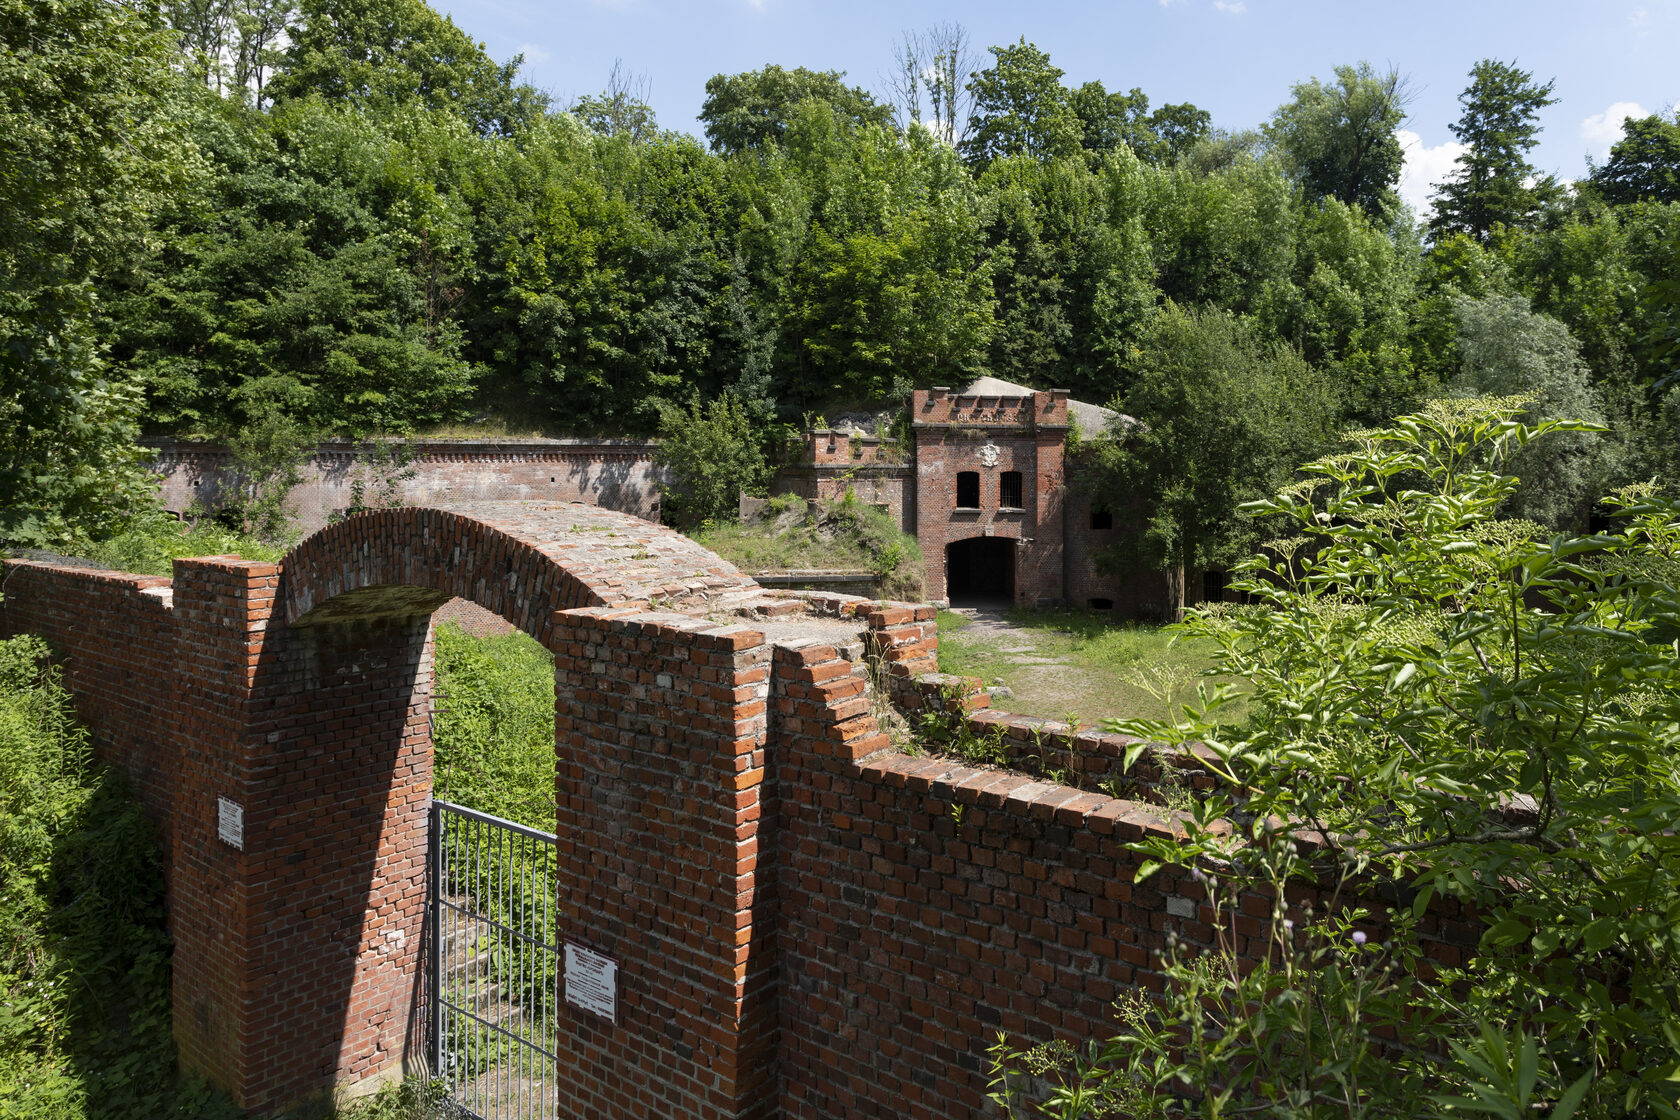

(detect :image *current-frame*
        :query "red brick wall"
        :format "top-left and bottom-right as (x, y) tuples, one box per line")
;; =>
(767, 645), (1481, 1118)
(552, 607), (777, 1120)
(0, 562), (179, 850)
(1, 522), (1480, 1120)
(912, 388), (1069, 607)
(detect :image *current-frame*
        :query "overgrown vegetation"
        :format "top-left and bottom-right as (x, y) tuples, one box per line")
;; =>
(694, 491), (925, 600)
(993, 400), (1680, 1118)
(432, 623), (557, 831)
(75, 511), (286, 576)
(11, 0), (1680, 566)
(0, 635), (244, 1118)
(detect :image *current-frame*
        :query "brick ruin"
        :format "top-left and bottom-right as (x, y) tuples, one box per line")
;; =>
(148, 381), (1190, 620)
(150, 437), (664, 532)
(0, 503), (1478, 1117)
(771, 383), (1177, 617)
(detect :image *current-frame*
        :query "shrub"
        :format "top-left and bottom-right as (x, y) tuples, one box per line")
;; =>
(993, 398), (1680, 1118)
(652, 393), (771, 529)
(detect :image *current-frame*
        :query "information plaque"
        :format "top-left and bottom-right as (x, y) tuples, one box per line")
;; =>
(217, 797), (244, 850)
(564, 942), (617, 1023)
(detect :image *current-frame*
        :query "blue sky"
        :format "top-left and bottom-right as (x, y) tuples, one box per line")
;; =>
(439, 0), (1680, 216)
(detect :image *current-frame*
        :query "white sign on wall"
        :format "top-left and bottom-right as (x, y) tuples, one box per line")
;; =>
(217, 797), (244, 850)
(564, 942), (618, 1023)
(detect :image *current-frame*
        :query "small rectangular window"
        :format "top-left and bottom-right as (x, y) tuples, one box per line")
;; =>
(956, 471), (980, 509)
(999, 471), (1023, 509)
(1090, 509), (1113, 531)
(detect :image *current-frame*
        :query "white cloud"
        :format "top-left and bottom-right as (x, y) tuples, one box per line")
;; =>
(1397, 128), (1468, 219)
(1212, 0), (1246, 11)
(1159, 0), (1191, 7)
(516, 42), (551, 65)
(1580, 101), (1648, 159)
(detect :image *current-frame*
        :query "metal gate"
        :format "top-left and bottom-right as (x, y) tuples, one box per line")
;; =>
(429, 800), (560, 1119)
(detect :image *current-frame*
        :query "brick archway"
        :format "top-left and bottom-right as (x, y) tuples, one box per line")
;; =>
(279, 502), (758, 640)
(147, 504), (777, 1116)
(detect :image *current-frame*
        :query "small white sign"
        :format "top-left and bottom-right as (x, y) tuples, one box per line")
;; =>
(217, 797), (244, 849)
(564, 942), (617, 1023)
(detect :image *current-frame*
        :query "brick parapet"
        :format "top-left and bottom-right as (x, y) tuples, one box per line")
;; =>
(0, 560), (180, 847)
(769, 638), (1480, 1118)
(552, 605), (777, 1119)
(148, 437), (665, 532)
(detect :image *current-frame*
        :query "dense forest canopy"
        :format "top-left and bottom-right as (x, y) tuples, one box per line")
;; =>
(1, 0), (1677, 549)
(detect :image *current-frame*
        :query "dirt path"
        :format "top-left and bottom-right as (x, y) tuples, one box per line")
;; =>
(941, 607), (1123, 723)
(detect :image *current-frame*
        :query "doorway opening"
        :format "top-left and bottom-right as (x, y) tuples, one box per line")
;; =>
(945, 536), (1016, 606)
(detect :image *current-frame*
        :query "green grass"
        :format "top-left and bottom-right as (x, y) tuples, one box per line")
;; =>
(76, 512), (286, 575)
(693, 493), (925, 600)
(934, 608), (1244, 727)
(432, 623), (557, 831)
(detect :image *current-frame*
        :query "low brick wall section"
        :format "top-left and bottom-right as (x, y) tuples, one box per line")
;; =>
(149, 438), (663, 532)
(768, 641), (1482, 1118)
(0, 561), (180, 852)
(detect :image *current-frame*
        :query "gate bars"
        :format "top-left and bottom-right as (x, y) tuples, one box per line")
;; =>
(429, 800), (561, 1120)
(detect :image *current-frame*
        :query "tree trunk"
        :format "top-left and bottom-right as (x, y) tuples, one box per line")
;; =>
(1164, 557), (1187, 624)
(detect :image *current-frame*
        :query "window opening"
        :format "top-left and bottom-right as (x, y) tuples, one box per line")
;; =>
(1090, 509), (1113, 531)
(956, 471), (980, 509)
(999, 471), (1023, 509)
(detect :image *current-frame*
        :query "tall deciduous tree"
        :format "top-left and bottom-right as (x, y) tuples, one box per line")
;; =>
(960, 39), (1080, 169)
(1084, 303), (1339, 620)
(1265, 61), (1408, 219)
(1452, 294), (1611, 529)
(571, 59), (659, 143)
(1588, 110), (1680, 206)
(268, 0), (545, 136)
(1428, 59), (1559, 244)
(1070, 81), (1210, 165)
(698, 65), (892, 155)
(886, 22), (976, 146)
(0, 0), (196, 546)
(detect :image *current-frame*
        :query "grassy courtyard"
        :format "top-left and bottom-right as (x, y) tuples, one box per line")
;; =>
(933, 608), (1239, 727)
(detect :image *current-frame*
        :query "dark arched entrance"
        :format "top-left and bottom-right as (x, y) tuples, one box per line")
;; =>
(945, 536), (1015, 605)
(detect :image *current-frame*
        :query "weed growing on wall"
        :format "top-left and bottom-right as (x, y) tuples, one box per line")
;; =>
(78, 510), (285, 575)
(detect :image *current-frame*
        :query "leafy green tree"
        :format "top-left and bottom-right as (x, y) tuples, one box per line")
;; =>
(698, 65), (892, 155)
(1084, 303), (1339, 620)
(977, 150), (1153, 402)
(1452, 294), (1611, 529)
(1069, 81), (1210, 165)
(1587, 110), (1680, 206)
(0, 0), (196, 546)
(999, 400), (1680, 1120)
(1428, 59), (1560, 244)
(1257, 196), (1420, 422)
(267, 0), (546, 136)
(652, 393), (770, 529)
(1265, 62), (1408, 219)
(772, 106), (994, 405)
(112, 97), (480, 439)
(960, 39), (1081, 169)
